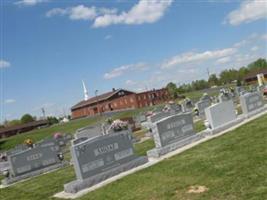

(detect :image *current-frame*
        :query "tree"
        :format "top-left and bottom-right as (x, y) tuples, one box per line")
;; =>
(166, 82), (178, 99)
(208, 74), (219, 86)
(247, 58), (267, 71)
(7, 119), (21, 127)
(21, 114), (35, 124)
(47, 116), (59, 125)
(192, 79), (209, 90)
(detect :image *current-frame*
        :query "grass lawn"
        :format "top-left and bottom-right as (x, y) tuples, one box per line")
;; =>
(0, 116), (103, 151)
(1, 114), (266, 200)
(0, 106), (159, 152)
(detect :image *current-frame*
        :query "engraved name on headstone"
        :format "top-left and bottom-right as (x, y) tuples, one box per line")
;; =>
(240, 92), (264, 114)
(152, 113), (195, 148)
(71, 131), (141, 180)
(8, 142), (61, 177)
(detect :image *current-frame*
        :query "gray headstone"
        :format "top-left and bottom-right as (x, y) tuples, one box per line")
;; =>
(152, 113), (195, 148)
(195, 100), (210, 117)
(6, 144), (29, 156)
(8, 142), (61, 177)
(148, 111), (172, 123)
(135, 114), (147, 123)
(240, 92), (264, 115)
(75, 125), (103, 139)
(218, 93), (232, 102)
(205, 100), (236, 129)
(70, 131), (141, 181)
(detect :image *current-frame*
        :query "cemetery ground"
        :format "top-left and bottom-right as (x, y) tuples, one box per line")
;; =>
(0, 113), (266, 199)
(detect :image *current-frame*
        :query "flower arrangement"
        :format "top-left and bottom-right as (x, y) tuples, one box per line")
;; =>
(53, 132), (63, 139)
(109, 119), (128, 132)
(24, 138), (33, 148)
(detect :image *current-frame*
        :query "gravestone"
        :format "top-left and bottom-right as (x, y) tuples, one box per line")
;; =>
(195, 100), (210, 118)
(2, 140), (66, 185)
(240, 92), (265, 117)
(168, 103), (182, 114)
(6, 144), (28, 156)
(218, 93), (232, 102)
(148, 111), (172, 123)
(136, 114), (147, 123)
(235, 86), (245, 96)
(200, 93), (211, 102)
(205, 100), (238, 131)
(147, 113), (203, 158)
(75, 125), (103, 139)
(64, 131), (148, 193)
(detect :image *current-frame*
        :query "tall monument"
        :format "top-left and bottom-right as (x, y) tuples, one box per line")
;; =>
(82, 80), (89, 101)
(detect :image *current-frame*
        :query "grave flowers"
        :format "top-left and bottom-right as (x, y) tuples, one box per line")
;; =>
(109, 119), (128, 132)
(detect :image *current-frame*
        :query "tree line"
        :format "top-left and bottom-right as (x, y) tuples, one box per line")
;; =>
(0, 114), (61, 129)
(166, 58), (267, 98)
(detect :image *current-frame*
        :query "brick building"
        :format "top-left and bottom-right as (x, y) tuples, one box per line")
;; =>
(244, 68), (267, 84)
(0, 120), (49, 139)
(71, 88), (170, 119)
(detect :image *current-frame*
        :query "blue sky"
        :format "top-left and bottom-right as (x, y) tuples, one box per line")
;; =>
(0, 0), (266, 121)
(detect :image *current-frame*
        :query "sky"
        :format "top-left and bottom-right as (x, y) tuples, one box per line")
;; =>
(0, 0), (267, 122)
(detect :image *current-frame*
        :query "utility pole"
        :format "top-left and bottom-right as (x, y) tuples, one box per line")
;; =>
(207, 68), (210, 79)
(41, 107), (46, 119)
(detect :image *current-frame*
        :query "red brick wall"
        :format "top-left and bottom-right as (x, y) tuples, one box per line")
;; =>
(71, 88), (170, 119)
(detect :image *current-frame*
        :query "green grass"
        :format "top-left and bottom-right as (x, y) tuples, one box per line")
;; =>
(0, 117), (103, 151)
(0, 107), (156, 152)
(194, 120), (205, 133)
(1, 114), (267, 200)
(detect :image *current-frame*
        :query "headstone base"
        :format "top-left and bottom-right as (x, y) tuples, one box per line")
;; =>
(243, 106), (267, 119)
(64, 156), (148, 194)
(1, 161), (68, 186)
(147, 134), (204, 158)
(210, 117), (244, 135)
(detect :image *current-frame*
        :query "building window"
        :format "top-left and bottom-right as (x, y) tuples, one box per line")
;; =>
(130, 98), (134, 103)
(114, 102), (117, 107)
(124, 99), (127, 104)
(143, 95), (146, 100)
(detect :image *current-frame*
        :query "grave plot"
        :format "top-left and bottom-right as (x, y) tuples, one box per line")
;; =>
(1, 138), (67, 186)
(64, 131), (148, 194)
(204, 100), (243, 134)
(147, 112), (203, 158)
(240, 91), (266, 118)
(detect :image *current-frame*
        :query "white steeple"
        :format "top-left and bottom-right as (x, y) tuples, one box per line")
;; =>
(82, 80), (89, 101)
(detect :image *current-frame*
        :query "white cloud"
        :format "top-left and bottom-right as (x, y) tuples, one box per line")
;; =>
(46, 8), (68, 17)
(46, 1), (172, 28)
(162, 48), (236, 69)
(46, 5), (97, 20)
(251, 46), (259, 52)
(125, 80), (136, 86)
(262, 34), (267, 41)
(104, 35), (112, 40)
(104, 62), (148, 79)
(93, 0), (173, 28)
(69, 5), (97, 20)
(225, 0), (267, 25)
(0, 60), (11, 68)
(5, 99), (16, 104)
(15, 0), (48, 6)
(216, 56), (231, 64)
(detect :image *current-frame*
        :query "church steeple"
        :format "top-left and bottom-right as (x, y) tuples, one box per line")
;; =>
(82, 80), (89, 101)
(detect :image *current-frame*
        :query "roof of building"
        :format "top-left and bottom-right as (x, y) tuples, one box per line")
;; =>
(0, 120), (49, 134)
(137, 88), (167, 95)
(71, 89), (135, 110)
(244, 68), (267, 81)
